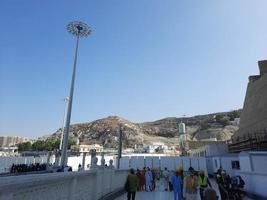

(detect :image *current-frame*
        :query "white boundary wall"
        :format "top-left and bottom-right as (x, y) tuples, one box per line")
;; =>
(0, 156), (48, 173)
(118, 156), (208, 174)
(0, 155), (116, 173)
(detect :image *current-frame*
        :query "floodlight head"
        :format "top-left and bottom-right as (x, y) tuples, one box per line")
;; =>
(67, 21), (91, 37)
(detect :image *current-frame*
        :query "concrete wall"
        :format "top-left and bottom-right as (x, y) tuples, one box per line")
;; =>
(188, 143), (228, 157)
(220, 156), (239, 177)
(207, 151), (267, 198)
(250, 153), (267, 173)
(235, 61), (267, 140)
(207, 157), (222, 174)
(0, 169), (128, 200)
(237, 152), (267, 198)
(236, 171), (267, 199)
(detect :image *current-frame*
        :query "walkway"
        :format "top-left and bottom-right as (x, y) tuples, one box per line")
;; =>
(115, 178), (254, 200)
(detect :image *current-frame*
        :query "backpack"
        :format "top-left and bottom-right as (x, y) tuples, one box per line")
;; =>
(237, 176), (245, 188)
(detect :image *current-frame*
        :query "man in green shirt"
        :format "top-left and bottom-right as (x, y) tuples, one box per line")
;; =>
(125, 168), (139, 200)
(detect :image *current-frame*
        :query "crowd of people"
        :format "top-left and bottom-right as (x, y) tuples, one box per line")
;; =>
(216, 168), (245, 200)
(124, 166), (245, 200)
(10, 163), (47, 173)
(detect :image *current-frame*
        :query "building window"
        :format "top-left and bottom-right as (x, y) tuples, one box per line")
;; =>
(231, 160), (240, 170)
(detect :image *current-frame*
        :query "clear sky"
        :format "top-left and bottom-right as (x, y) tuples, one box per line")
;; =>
(0, 0), (267, 138)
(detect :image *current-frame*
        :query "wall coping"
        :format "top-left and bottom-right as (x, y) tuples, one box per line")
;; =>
(236, 170), (267, 176)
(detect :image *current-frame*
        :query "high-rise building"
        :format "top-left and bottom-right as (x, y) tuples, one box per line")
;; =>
(0, 136), (31, 147)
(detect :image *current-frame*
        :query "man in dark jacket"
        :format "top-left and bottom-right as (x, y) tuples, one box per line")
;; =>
(125, 168), (139, 200)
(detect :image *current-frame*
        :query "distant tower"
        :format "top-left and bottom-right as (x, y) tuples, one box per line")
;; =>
(75, 137), (80, 145)
(178, 122), (186, 135)
(178, 120), (188, 156)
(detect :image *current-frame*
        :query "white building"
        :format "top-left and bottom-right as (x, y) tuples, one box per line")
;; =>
(200, 138), (218, 142)
(0, 146), (18, 157)
(70, 144), (103, 153)
(146, 142), (168, 153)
(230, 117), (240, 125)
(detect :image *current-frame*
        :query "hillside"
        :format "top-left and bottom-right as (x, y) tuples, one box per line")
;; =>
(50, 110), (240, 148)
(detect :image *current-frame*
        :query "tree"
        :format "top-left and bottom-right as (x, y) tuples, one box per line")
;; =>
(17, 142), (32, 151)
(18, 138), (75, 152)
(67, 139), (75, 149)
(215, 115), (230, 127)
(32, 140), (45, 151)
(220, 118), (230, 126)
(215, 115), (224, 122)
(52, 139), (61, 150)
(200, 124), (211, 130)
(228, 110), (240, 121)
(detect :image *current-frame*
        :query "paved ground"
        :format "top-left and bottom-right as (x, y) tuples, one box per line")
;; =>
(115, 178), (254, 200)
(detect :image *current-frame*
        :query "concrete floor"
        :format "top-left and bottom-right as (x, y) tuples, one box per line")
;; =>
(115, 178), (254, 200)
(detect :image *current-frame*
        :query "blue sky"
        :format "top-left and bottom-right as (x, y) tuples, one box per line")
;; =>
(0, 0), (267, 138)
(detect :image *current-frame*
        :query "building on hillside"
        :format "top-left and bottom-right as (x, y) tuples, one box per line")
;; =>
(144, 142), (169, 153)
(0, 146), (18, 156)
(122, 148), (135, 153)
(0, 136), (31, 147)
(200, 138), (218, 142)
(229, 60), (267, 152)
(188, 143), (228, 157)
(230, 118), (240, 126)
(37, 135), (51, 141)
(0, 146), (18, 153)
(103, 148), (118, 154)
(70, 144), (103, 153)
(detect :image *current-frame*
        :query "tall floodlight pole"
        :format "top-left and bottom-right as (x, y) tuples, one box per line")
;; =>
(59, 97), (69, 151)
(60, 21), (91, 167)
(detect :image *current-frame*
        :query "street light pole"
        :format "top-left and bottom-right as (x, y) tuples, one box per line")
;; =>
(118, 125), (123, 169)
(60, 22), (91, 167)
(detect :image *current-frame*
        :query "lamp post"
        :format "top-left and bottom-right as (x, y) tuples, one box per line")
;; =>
(117, 125), (123, 169)
(60, 21), (91, 167)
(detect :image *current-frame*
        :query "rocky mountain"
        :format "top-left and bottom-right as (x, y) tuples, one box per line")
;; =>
(51, 110), (240, 148)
